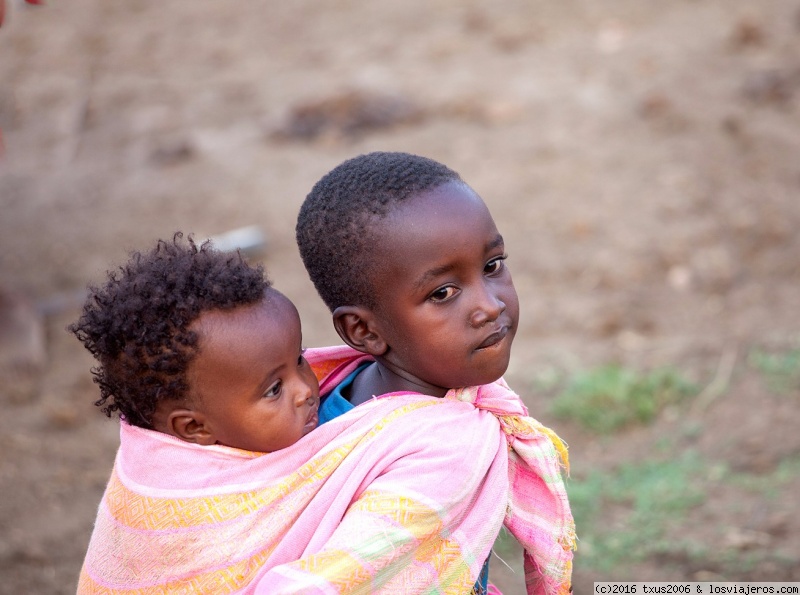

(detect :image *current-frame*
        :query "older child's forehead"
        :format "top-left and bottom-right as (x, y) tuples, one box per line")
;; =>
(381, 181), (499, 234)
(367, 182), (505, 281)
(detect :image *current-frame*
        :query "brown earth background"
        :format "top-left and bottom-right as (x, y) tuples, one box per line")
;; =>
(1, 1), (799, 593)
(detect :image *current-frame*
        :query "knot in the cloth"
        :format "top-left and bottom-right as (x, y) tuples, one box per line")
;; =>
(447, 382), (570, 473)
(447, 381), (526, 415)
(448, 381), (576, 594)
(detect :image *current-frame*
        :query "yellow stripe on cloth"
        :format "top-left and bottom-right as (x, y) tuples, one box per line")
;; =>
(78, 547), (275, 595)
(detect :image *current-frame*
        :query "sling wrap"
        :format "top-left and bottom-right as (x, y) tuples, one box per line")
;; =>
(78, 346), (575, 594)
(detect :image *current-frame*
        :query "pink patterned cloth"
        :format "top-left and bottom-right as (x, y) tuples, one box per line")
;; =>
(78, 345), (574, 594)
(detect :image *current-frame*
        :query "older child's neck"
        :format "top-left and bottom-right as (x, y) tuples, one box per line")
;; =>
(349, 361), (447, 405)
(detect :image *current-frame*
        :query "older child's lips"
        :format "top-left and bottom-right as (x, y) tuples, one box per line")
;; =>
(476, 326), (509, 350)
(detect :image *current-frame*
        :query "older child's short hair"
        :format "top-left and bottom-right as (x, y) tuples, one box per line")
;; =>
(296, 151), (461, 311)
(69, 233), (270, 429)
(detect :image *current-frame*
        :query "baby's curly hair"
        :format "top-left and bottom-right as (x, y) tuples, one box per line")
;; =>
(296, 151), (461, 311)
(68, 233), (270, 429)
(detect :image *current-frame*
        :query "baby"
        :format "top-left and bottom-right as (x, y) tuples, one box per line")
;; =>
(69, 234), (319, 453)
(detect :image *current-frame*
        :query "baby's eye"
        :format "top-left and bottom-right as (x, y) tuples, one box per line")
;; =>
(264, 380), (282, 398)
(429, 286), (459, 302)
(485, 255), (507, 275)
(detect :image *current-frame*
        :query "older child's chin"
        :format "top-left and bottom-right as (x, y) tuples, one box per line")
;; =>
(469, 348), (513, 385)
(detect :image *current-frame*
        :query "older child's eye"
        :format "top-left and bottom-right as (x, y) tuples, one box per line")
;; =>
(485, 255), (507, 275)
(264, 380), (282, 398)
(429, 286), (459, 302)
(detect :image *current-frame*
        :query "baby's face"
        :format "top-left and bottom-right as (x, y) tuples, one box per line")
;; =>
(367, 181), (519, 394)
(186, 290), (319, 453)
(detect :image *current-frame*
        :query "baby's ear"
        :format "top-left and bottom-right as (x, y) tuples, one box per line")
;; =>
(333, 306), (388, 356)
(167, 409), (216, 446)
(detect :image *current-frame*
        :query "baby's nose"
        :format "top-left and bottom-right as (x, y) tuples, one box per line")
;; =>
(295, 383), (313, 405)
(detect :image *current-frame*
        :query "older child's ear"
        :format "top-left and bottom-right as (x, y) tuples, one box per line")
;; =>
(333, 306), (387, 356)
(167, 409), (216, 446)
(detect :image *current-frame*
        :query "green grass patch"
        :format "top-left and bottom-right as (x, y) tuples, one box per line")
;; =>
(566, 452), (800, 575)
(717, 453), (800, 497)
(494, 450), (800, 578)
(567, 453), (706, 572)
(748, 347), (800, 394)
(550, 365), (697, 433)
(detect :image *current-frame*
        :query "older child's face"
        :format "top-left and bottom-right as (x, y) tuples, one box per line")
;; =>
(186, 290), (319, 453)
(369, 181), (519, 394)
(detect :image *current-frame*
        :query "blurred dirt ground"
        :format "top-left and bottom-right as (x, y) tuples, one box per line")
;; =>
(1, 1), (799, 593)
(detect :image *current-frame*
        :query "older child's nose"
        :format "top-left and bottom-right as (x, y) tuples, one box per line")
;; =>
(470, 287), (505, 327)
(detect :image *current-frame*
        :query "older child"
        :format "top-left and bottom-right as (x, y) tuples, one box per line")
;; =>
(296, 152), (576, 594)
(72, 234), (546, 595)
